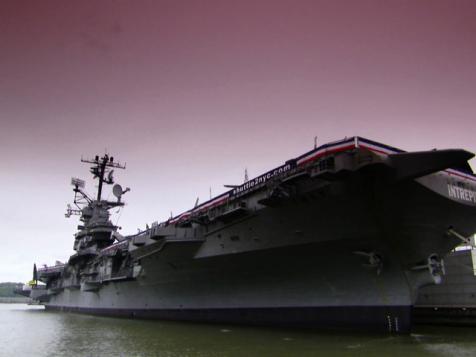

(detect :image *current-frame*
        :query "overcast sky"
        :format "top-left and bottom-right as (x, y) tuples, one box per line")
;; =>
(1, 0), (476, 282)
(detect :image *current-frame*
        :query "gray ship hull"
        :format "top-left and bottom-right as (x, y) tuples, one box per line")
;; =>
(43, 179), (474, 332)
(45, 242), (412, 332)
(415, 249), (476, 325)
(32, 137), (476, 332)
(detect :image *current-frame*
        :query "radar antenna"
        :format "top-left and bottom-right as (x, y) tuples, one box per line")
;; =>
(112, 184), (130, 203)
(81, 154), (126, 201)
(65, 154), (128, 219)
(67, 177), (91, 214)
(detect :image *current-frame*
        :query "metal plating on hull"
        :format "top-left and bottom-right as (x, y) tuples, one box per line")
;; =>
(24, 137), (476, 333)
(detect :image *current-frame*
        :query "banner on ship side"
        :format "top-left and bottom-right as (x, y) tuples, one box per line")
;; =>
(231, 160), (296, 196)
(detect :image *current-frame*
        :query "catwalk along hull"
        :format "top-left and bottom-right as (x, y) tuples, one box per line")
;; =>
(32, 137), (476, 332)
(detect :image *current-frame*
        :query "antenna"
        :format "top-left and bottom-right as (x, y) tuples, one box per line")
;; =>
(113, 184), (123, 198)
(70, 177), (91, 208)
(81, 154), (125, 201)
(194, 197), (199, 208)
(244, 168), (249, 183)
(67, 154), (128, 222)
(65, 204), (82, 218)
(314, 136), (318, 149)
(112, 184), (130, 203)
(71, 177), (85, 189)
(106, 170), (114, 184)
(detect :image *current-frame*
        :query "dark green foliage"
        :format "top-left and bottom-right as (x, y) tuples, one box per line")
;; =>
(0, 282), (22, 297)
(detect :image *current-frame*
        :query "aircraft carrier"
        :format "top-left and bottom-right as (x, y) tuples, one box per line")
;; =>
(25, 136), (476, 333)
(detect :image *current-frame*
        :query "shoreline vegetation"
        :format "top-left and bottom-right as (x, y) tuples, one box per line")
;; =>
(0, 282), (30, 303)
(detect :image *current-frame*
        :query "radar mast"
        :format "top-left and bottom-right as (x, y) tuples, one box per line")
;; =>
(65, 154), (129, 219)
(65, 154), (130, 253)
(81, 154), (126, 201)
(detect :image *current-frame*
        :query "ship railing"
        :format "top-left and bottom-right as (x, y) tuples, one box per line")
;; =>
(38, 264), (65, 274)
(100, 240), (129, 256)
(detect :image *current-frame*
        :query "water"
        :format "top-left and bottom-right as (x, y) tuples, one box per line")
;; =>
(2, 304), (476, 357)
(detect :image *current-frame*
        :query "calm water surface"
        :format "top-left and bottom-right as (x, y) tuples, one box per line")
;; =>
(1, 304), (476, 357)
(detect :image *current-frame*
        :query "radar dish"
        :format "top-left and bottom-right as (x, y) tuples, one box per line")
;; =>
(71, 177), (85, 188)
(113, 184), (123, 198)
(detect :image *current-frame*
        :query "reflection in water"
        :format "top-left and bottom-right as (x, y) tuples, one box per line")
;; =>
(1, 304), (476, 357)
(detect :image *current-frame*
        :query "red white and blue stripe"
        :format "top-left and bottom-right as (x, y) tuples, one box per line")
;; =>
(164, 136), (476, 225)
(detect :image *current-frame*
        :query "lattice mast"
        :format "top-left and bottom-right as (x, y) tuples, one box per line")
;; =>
(66, 154), (128, 218)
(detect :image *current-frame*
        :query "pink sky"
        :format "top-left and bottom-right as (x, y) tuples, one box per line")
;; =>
(1, 0), (475, 281)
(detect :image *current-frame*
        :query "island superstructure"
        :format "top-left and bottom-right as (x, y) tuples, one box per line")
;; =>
(27, 137), (476, 332)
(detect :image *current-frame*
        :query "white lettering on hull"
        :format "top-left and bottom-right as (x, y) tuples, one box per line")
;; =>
(447, 184), (476, 203)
